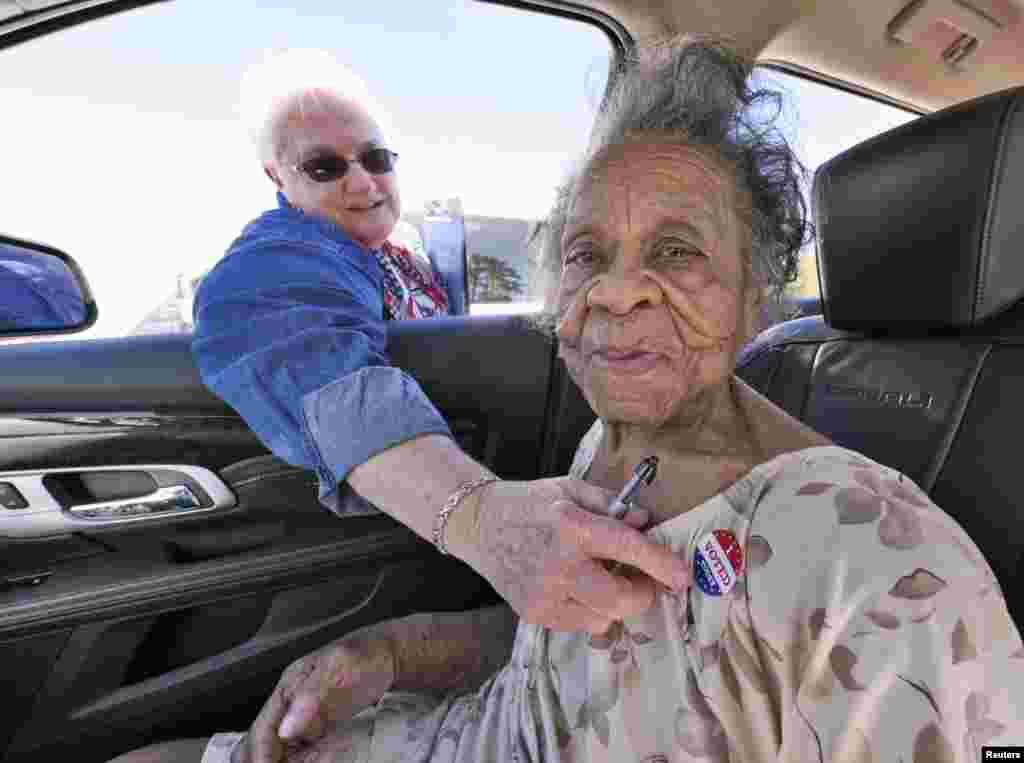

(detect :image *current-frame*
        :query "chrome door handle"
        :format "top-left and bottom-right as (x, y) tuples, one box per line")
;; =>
(0, 465), (237, 538)
(68, 484), (202, 520)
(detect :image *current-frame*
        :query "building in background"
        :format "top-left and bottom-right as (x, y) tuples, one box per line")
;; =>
(131, 273), (197, 336)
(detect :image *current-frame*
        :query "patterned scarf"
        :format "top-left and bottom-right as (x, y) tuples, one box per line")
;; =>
(373, 240), (450, 320)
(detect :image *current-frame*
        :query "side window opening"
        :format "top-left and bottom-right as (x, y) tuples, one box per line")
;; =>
(751, 67), (917, 327)
(0, 0), (612, 337)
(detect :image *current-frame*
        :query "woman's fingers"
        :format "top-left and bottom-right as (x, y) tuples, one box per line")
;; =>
(278, 653), (356, 744)
(620, 505), (651, 530)
(278, 690), (324, 742)
(562, 481), (690, 592)
(469, 478), (689, 632)
(570, 557), (664, 622)
(542, 597), (615, 635)
(275, 636), (396, 748)
(244, 655), (326, 762)
(247, 681), (290, 763)
(582, 514), (690, 592)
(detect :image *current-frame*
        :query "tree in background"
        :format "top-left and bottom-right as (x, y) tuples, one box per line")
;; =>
(469, 253), (525, 302)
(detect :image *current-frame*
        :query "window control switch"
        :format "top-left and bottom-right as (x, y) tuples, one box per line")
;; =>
(0, 483), (29, 510)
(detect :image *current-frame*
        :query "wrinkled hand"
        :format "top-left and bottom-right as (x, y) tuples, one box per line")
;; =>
(236, 631), (396, 763)
(448, 478), (691, 634)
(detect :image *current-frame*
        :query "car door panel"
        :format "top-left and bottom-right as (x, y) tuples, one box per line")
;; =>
(0, 314), (575, 762)
(4, 557), (468, 762)
(0, 465), (477, 761)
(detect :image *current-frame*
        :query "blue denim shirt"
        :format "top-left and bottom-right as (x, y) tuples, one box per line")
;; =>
(191, 193), (453, 515)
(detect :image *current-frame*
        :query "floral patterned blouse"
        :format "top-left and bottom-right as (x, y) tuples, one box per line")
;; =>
(203, 420), (1024, 763)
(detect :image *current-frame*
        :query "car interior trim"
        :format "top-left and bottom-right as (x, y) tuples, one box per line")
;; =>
(477, 0), (631, 56)
(65, 565), (388, 722)
(0, 523), (423, 638)
(0, 0), (170, 51)
(918, 343), (991, 492)
(758, 59), (926, 116)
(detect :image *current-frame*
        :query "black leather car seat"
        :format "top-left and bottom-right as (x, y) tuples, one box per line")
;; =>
(735, 86), (1024, 628)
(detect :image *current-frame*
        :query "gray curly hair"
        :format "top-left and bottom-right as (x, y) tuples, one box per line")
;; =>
(527, 36), (812, 335)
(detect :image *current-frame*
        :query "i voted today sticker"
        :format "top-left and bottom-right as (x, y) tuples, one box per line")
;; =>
(693, 529), (744, 596)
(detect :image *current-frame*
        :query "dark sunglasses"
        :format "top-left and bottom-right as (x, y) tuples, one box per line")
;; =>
(293, 148), (398, 183)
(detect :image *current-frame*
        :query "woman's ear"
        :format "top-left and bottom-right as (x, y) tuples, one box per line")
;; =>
(741, 273), (766, 344)
(264, 164), (283, 189)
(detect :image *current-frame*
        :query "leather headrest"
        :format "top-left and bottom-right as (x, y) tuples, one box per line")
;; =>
(814, 86), (1024, 330)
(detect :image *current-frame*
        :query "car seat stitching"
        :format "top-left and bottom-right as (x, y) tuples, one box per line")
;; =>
(976, 96), (1019, 321)
(801, 341), (827, 420)
(921, 343), (992, 493)
(813, 163), (832, 325)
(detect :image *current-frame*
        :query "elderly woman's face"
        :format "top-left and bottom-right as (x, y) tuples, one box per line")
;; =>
(555, 141), (759, 427)
(274, 97), (400, 250)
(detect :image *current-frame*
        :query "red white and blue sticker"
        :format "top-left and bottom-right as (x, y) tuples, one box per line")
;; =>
(693, 529), (745, 596)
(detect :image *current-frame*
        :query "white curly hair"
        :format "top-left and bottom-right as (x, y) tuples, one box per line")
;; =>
(237, 48), (396, 165)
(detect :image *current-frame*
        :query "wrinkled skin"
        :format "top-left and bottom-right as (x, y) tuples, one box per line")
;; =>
(557, 140), (765, 475)
(555, 140), (761, 435)
(458, 479), (685, 633)
(235, 632), (396, 763)
(265, 92), (400, 250)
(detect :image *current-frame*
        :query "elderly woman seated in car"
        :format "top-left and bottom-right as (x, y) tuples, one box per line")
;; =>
(114, 38), (1024, 763)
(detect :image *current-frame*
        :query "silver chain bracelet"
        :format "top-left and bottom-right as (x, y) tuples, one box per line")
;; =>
(432, 476), (500, 556)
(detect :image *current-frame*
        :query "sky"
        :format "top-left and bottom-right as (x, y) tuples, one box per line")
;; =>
(0, 0), (914, 339)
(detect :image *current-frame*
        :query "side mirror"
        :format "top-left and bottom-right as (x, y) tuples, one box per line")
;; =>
(0, 235), (97, 338)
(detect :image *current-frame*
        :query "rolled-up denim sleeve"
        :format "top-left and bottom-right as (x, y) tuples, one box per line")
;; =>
(300, 367), (454, 513)
(192, 241), (453, 516)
